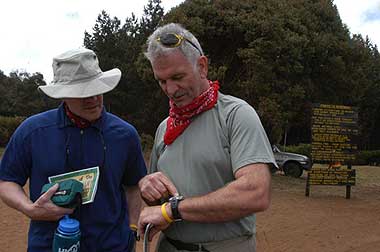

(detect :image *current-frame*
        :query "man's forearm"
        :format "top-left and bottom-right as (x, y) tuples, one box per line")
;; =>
(177, 164), (271, 223)
(0, 180), (32, 216)
(126, 185), (142, 225)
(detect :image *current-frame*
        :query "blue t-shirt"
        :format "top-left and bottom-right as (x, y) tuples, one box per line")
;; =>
(0, 104), (147, 252)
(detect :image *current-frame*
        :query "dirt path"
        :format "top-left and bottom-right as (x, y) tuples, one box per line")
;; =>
(1, 166), (379, 252)
(257, 166), (380, 252)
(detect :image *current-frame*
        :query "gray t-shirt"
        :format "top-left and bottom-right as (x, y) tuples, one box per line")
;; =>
(150, 92), (276, 243)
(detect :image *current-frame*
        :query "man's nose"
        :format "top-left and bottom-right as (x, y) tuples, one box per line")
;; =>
(165, 81), (179, 96)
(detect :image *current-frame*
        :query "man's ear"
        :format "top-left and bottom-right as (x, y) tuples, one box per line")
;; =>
(197, 56), (208, 79)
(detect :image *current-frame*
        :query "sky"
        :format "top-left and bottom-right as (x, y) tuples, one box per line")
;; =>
(0, 0), (379, 83)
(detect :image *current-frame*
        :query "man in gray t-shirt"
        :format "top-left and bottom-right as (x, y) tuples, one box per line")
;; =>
(138, 23), (276, 252)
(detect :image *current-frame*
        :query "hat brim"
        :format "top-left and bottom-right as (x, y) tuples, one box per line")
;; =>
(38, 68), (121, 99)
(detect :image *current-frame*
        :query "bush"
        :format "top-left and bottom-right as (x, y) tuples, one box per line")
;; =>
(140, 133), (154, 157)
(281, 143), (311, 158)
(280, 143), (380, 166)
(355, 150), (380, 166)
(139, 133), (154, 166)
(0, 116), (25, 146)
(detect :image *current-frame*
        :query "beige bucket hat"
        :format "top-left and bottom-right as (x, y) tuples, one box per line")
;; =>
(38, 48), (121, 99)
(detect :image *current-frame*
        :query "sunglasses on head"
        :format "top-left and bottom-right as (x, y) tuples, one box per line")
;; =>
(156, 33), (203, 55)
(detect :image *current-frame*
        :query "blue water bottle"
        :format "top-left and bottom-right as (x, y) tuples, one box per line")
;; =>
(53, 215), (81, 252)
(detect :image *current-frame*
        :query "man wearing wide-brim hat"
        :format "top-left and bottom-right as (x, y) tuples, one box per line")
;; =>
(0, 48), (147, 252)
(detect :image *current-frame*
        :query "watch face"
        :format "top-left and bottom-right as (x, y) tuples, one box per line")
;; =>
(177, 195), (184, 201)
(170, 195), (184, 201)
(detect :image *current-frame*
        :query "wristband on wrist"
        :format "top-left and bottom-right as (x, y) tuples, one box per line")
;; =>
(129, 224), (139, 241)
(129, 224), (138, 231)
(161, 202), (174, 223)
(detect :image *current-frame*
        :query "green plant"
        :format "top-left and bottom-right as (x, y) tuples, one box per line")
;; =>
(355, 150), (380, 165)
(281, 143), (311, 158)
(0, 116), (25, 146)
(140, 133), (154, 155)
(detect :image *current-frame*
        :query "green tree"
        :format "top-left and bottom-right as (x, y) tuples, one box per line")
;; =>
(82, 0), (380, 148)
(0, 71), (57, 117)
(163, 0), (380, 147)
(84, 0), (166, 134)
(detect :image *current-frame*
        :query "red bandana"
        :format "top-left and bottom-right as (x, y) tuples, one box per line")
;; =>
(164, 80), (220, 145)
(64, 103), (91, 129)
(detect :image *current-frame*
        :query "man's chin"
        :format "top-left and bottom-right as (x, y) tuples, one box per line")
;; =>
(83, 110), (102, 122)
(172, 98), (192, 108)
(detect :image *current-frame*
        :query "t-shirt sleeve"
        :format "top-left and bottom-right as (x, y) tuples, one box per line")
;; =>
(123, 128), (147, 186)
(228, 104), (277, 173)
(0, 123), (31, 186)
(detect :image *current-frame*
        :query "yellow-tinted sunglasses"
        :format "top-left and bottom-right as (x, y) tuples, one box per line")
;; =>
(156, 33), (203, 55)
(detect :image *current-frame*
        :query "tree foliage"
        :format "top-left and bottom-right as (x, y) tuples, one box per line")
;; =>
(1, 0), (380, 149)
(0, 71), (58, 117)
(83, 0), (167, 134)
(163, 0), (380, 148)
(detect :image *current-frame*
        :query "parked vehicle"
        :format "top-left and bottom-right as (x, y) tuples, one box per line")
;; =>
(272, 145), (312, 177)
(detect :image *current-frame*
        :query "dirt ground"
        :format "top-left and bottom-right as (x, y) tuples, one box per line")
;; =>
(1, 165), (379, 252)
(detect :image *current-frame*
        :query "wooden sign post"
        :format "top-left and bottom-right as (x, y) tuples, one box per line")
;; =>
(306, 104), (358, 199)
(305, 165), (355, 198)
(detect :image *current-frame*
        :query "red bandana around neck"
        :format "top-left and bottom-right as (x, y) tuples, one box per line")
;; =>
(64, 103), (91, 129)
(164, 80), (220, 145)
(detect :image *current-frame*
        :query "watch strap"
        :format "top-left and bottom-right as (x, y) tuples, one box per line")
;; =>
(170, 196), (183, 221)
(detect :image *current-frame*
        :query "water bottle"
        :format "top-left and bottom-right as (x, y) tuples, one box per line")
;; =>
(53, 215), (81, 252)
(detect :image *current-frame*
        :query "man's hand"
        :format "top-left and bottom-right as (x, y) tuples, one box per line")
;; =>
(138, 204), (172, 241)
(138, 172), (178, 205)
(26, 183), (73, 221)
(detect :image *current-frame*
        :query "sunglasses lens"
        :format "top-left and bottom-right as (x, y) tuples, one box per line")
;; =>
(157, 33), (203, 55)
(159, 34), (181, 47)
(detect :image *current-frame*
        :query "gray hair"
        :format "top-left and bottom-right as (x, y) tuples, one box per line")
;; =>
(144, 23), (204, 68)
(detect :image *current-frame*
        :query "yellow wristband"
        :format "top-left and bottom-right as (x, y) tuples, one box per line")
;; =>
(129, 224), (138, 231)
(161, 202), (174, 223)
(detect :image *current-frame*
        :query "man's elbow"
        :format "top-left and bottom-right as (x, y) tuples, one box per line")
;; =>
(247, 186), (271, 213)
(259, 191), (271, 211)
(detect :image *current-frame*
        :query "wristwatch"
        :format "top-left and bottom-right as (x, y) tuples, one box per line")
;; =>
(169, 195), (184, 221)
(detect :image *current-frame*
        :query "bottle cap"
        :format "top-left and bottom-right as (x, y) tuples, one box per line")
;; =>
(58, 215), (80, 234)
